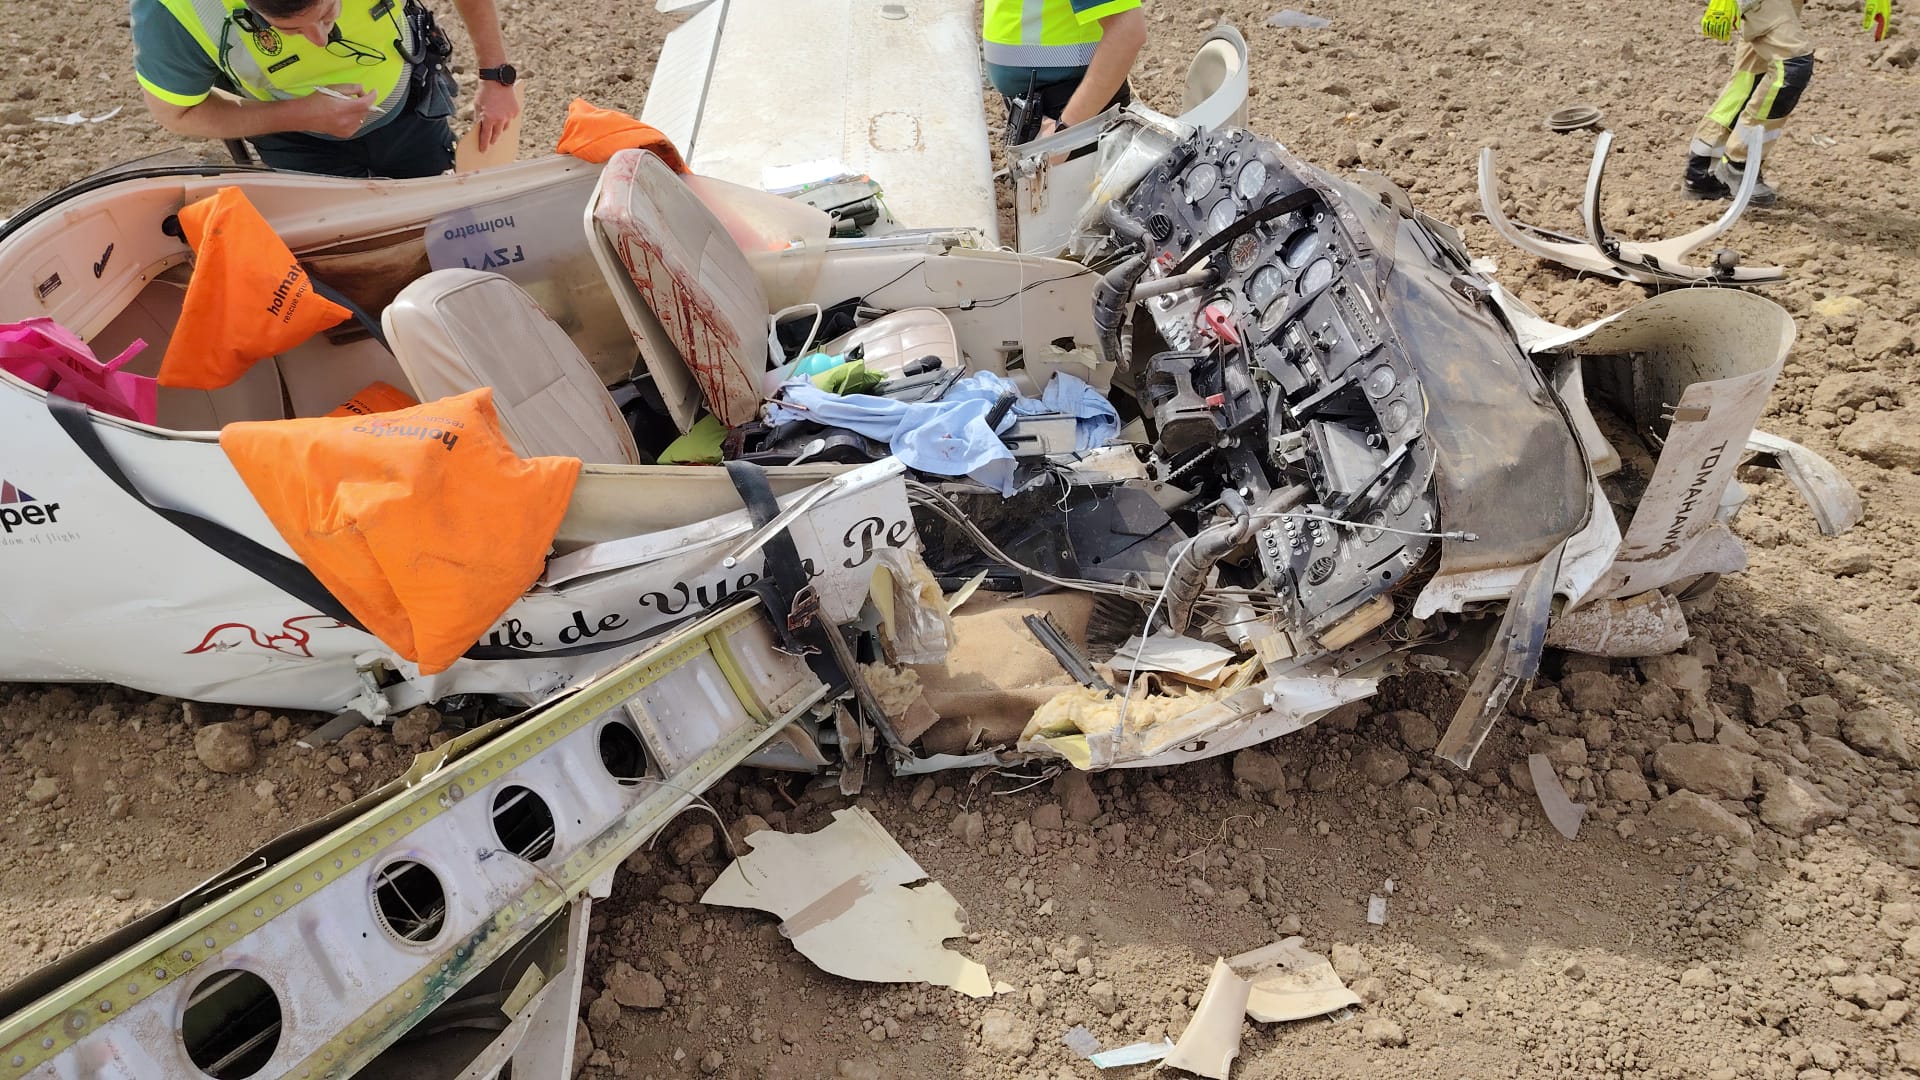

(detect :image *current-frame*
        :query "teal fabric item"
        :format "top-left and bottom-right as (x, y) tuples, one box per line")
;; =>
(792, 351), (845, 378)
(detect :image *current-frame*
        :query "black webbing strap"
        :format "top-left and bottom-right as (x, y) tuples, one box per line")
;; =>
(723, 460), (826, 659)
(48, 395), (368, 632)
(723, 461), (810, 602)
(309, 275), (390, 351)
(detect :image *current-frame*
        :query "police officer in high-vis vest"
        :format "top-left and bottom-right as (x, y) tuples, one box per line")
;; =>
(131, 0), (520, 179)
(984, 0), (1147, 147)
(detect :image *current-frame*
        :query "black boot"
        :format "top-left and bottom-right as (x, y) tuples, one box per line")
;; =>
(1714, 157), (1778, 205)
(1683, 153), (1731, 200)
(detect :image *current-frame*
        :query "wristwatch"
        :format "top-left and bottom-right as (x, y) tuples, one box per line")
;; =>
(478, 64), (517, 86)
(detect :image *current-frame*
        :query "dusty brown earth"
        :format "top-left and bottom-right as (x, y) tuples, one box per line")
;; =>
(4, 0), (1920, 1078)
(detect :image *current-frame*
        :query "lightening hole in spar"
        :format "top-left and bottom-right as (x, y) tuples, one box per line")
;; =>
(598, 719), (649, 787)
(491, 784), (557, 862)
(371, 860), (447, 945)
(181, 969), (281, 1079)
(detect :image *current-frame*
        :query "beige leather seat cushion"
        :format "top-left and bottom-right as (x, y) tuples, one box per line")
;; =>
(380, 268), (642, 465)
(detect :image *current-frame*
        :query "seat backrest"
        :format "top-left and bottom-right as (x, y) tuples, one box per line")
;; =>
(379, 269), (642, 465)
(585, 148), (769, 430)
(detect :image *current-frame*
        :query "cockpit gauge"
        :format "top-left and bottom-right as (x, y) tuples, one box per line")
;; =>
(1183, 163), (1219, 203)
(1300, 256), (1335, 294)
(1229, 234), (1261, 272)
(1247, 264), (1284, 309)
(1207, 198), (1238, 235)
(1281, 226), (1322, 269)
(1236, 159), (1267, 200)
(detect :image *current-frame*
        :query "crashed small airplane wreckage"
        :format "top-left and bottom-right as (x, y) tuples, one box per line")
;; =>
(885, 90), (1858, 775)
(0, 24), (1856, 786)
(0, 7), (1868, 1079)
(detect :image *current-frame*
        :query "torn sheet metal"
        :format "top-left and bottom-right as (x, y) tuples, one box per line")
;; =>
(1744, 430), (1864, 537)
(1164, 958), (1252, 1080)
(1583, 295), (1794, 599)
(1227, 937), (1362, 1023)
(1435, 540), (1564, 769)
(866, 546), (957, 665)
(1545, 589), (1690, 658)
(699, 807), (993, 996)
(1528, 753), (1588, 840)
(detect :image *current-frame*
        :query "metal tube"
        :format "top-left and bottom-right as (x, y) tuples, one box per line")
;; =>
(1131, 268), (1217, 302)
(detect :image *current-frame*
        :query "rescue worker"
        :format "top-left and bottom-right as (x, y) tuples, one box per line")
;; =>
(984, 0), (1148, 147)
(131, 0), (521, 179)
(1683, 0), (1892, 204)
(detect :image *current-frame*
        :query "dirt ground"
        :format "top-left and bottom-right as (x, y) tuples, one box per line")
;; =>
(4, 0), (1920, 1077)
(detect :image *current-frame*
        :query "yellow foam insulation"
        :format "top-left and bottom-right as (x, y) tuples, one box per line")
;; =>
(1018, 662), (1269, 768)
(862, 661), (925, 719)
(1020, 684), (1234, 744)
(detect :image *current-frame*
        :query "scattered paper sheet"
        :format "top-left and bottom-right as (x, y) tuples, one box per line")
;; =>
(1228, 937), (1362, 1023)
(699, 807), (993, 996)
(1062, 1025), (1101, 1058)
(1164, 958), (1252, 1080)
(1367, 895), (1388, 925)
(1090, 1040), (1175, 1068)
(35, 106), (122, 125)
(1528, 752), (1588, 839)
(1266, 9), (1332, 28)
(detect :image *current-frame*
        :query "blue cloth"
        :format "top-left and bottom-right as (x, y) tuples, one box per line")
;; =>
(765, 371), (1119, 496)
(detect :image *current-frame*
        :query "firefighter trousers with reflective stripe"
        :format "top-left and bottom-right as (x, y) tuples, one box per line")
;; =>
(1691, 0), (1814, 164)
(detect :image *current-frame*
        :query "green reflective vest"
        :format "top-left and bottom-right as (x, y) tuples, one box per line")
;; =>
(150, 0), (413, 128)
(981, 0), (1138, 69)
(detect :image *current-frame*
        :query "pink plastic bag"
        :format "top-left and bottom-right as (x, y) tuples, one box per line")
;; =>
(0, 318), (158, 424)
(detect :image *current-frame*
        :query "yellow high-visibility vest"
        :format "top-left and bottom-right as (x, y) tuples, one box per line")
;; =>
(144, 0), (414, 130)
(981, 0), (1141, 69)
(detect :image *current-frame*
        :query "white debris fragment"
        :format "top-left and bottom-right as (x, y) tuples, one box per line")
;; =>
(1367, 895), (1388, 925)
(1164, 958), (1252, 1080)
(1113, 631), (1238, 684)
(1089, 1041), (1175, 1068)
(1228, 937), (1363, 1023)
(34, 106), (122, 125)
(1062, 1025), (1101, 1058)
(1528, 752), (1588, 840)
(699, 806), (993, 996)
(1265, 9), (1332, 28)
